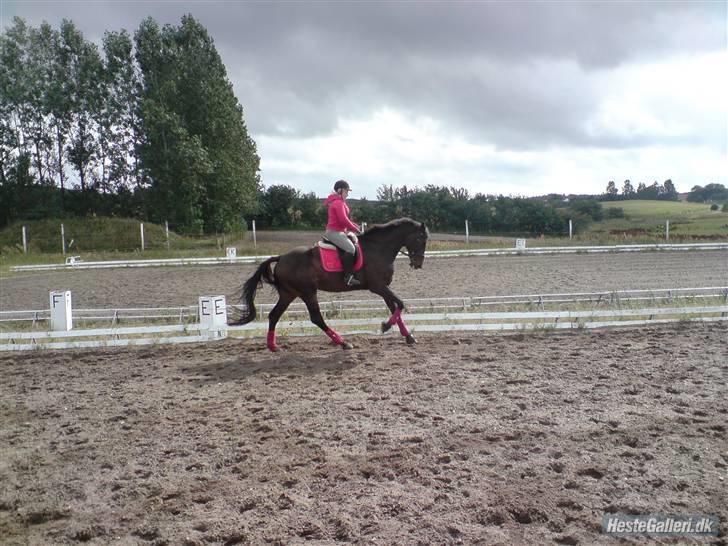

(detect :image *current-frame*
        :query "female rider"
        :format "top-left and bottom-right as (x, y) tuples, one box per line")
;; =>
(324, 180), (362, 286)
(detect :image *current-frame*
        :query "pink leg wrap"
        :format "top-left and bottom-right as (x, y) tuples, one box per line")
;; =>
(396, 315), (410, 337)
(267, 331), (277, 351)
(325, 327), (344, 345)
(388, 308), (402, 326)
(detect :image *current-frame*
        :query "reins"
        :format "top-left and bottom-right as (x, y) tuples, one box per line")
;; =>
(399, 249), (425, 259)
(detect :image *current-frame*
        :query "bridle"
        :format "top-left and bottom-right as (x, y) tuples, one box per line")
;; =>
(398, 248), (424, 258)
(399, 248), (426, 267)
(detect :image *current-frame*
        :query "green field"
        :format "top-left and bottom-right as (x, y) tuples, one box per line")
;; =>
(589, 200), (728, 239)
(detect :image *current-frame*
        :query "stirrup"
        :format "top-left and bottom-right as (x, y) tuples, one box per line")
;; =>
(345, 274), (361, 286)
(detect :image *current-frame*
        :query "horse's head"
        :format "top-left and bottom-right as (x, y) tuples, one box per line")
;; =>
(404, 222), (429, 269)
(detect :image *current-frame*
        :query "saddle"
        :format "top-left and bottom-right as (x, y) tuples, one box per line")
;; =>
(318, 234), (364, 273)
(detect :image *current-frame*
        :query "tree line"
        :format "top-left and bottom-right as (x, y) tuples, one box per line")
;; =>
(603, 179), (678, 201)
(0, 15), (260, 233)
(255, 183), (606, 236)
(685, 184), (728, 203)
(603, 179), (728, 204)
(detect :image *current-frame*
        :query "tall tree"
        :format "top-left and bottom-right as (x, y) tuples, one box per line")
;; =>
(661, 179), (678, 201)
(135, 15), (260, 233)
(622, 179), (634, 197)
(100, 29), (142, 195)
(605, 180), (618, 200)
(60, 20), (103, 199)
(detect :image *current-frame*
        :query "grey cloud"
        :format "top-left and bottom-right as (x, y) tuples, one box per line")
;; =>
(5, 1), (725, 149)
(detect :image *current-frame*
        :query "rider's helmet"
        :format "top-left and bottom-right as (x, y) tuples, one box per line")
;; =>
(333, 180), (351, 193)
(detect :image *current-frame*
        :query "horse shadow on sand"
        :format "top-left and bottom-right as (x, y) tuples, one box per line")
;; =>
(182, 346), (360, 383)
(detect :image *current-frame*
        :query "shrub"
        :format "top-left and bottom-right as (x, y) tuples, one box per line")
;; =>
(606, 207), (625, 219)
(710, 203), (719, 211)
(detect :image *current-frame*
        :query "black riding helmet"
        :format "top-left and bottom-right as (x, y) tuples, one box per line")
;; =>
(334, 180), (351, 192)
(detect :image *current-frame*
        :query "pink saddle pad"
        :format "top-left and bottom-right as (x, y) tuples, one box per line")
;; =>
(319, 244), (364, 272)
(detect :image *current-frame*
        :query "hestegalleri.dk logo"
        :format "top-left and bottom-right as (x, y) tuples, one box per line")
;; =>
(602, 514), (719, 537)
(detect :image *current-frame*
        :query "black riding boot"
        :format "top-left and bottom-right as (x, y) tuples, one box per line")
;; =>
(339, 249), (361, 286)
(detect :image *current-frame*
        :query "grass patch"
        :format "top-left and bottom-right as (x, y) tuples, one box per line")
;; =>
(593, 200), (728, 238)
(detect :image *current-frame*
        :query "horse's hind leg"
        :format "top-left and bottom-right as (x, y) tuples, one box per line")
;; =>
(267, 290), (296, 351)
(300, 293), (353, 350)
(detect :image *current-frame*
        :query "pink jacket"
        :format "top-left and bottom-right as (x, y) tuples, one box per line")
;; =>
(325, 193), (360, 232)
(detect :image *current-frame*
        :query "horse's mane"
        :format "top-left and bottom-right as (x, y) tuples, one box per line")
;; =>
(359, 217), (422, 241)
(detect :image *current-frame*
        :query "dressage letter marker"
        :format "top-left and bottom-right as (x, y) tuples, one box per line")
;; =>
(50, 290), (72, 331)
(199, 295), (227, 339)
(516, 238), (526, 251)
(226, 247), (237, 259)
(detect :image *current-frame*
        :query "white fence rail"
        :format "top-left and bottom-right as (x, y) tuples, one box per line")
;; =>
(10, 242), (728, 272)
(3, 287), (726, 327)
(2, 304), (726, 352)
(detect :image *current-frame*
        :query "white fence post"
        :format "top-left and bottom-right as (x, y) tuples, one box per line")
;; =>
(22, 225), (27, 253)
(665, 220), (670, 241)
(252, 220), (257, 249)
(50, 290), (72, 331)
(165, 221), (170, 250)
(61, 223), (66, 255)
(199, 295), (227, 339)
(465, 220), (470, 244)
(569, 219), (573, 240)
(140, 222), (145, 251)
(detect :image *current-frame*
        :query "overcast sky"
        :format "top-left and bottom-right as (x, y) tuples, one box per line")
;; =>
(3, 1), (727, 198)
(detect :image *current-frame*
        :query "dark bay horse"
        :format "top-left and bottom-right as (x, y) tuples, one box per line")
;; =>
(232, 218), (429, 351)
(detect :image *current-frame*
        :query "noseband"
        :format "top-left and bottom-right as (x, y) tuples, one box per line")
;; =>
(399, 248), (425, 265)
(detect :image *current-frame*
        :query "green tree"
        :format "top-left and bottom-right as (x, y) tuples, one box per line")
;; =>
(99, 29), (141, 196)
(297, 191), (322, 227)
(569, 199), (604, 221)
(4, 19), (56, 187)
(376, 184), (395, 201)
(260, 184), (299, 228)
(605, 180), (618, 200)
(660, 179), (678, 201)
(60, 20), (104, 200)
(135, 15), (260, 233)
(687, 183), (728, 203)
(622, 180), (635, 198)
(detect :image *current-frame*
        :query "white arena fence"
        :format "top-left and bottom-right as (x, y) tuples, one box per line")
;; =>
(3, 287), (727, 327)
(10, 241), (728, 272)
(1, 288), (727, 351)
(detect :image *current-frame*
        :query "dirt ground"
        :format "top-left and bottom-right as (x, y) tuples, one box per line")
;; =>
(1, 323), (726, 545)
(2, 250), (727, 310)
(1, 246), (727, 544)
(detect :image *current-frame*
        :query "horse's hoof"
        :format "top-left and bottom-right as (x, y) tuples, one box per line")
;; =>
(405, 334), (417, 345)
(381, 321), (392, 333)
(268, 345), (279, 352)
(342, 342), (354, 350)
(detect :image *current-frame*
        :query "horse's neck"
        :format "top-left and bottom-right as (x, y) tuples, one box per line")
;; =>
(362, 227), (410, 259)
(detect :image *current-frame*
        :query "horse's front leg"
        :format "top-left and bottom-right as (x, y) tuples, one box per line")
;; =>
(372, 286), (416, 345)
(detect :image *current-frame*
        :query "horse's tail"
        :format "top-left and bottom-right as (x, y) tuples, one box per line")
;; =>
(230, 256), (280, 325)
